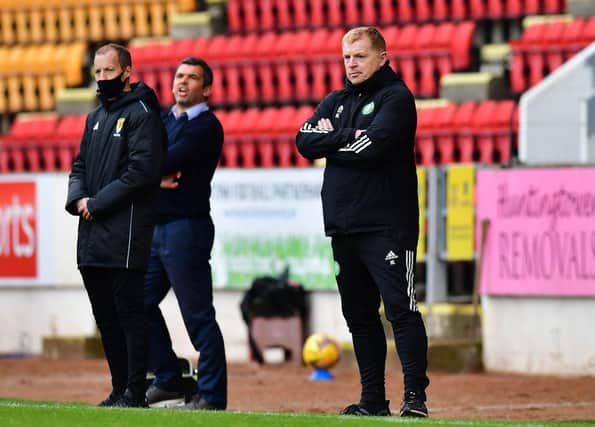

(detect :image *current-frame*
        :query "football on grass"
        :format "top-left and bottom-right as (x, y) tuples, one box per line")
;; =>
(302, 333), (341, 369)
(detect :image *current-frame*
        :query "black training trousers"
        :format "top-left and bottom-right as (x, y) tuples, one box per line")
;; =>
(81, 267), (148, 399)
(331, 231), (430, 405)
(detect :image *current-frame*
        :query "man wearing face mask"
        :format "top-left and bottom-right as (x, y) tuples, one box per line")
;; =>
(66, 43), (166, 408)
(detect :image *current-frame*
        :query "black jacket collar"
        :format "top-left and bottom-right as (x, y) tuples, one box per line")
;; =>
(345, 62), (400, 94)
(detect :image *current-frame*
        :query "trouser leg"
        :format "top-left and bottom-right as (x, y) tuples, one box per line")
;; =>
(81, 267), (127, 396)
(358, 233), (429, 398)
(163, 218), (227, 407)
(144, 226), (182, 390)
(332, 235), (387, 406)
(111, 268), (149, 398)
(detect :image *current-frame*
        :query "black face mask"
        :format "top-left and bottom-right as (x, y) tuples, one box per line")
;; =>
(97, 72), (127, 104)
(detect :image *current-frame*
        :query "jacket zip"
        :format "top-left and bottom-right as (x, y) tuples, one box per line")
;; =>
(126, 202), (134, 268)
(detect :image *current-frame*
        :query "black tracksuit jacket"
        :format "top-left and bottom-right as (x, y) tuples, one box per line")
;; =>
(296, 63), (419, 248)
(66, 82), (166, 271)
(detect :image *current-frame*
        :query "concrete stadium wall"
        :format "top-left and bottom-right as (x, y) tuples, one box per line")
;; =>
(482, 295), (595, 375)
(0, 285), (350, 362)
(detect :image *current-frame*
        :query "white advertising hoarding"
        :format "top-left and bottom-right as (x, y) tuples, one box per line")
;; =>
(0, 174), (79, 286)
(211, 168), (335, 290)
(0, 170), (335, 290)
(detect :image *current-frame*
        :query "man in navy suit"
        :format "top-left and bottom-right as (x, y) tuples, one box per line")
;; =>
(144, 57), (227, 410)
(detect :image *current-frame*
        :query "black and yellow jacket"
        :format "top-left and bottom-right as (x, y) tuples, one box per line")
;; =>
(66, 82), (166, 271)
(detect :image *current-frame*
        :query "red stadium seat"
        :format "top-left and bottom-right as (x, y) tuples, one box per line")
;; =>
(291, 0), (308, 28)
(474, 101), (499, 164)
(544, 0), (564, 14)
(453, 102), (477, 163)
(259, 0), (275, 32)
(392, 24), (418, 94)
(432, 0), (449, 21)
(55, 114), (86, 171)
(433, 104), (458, 164)
(157, 68), (174, 106)
(293, 106), (315, 166)
(415, 0), (432, 22)
(493, 101), (517, 163)
(397, 0), (414, 23)
(416, 108), (437, 165)
(543, 21), (568, 72)
(309, 0), (325, 27)
(255, 108), (277, 167)
(416, 24), (438, 97)
(275, 62), (293, 103)
(226, 0), (241, 32)
(506, 0), (523, 18)
(223, 64), (242, 106)
(433, 23), (456, 76)
(561, 18), (587, 58)
(450, 21), (475, 70)
(236, 108), (260, 168)
(327, 0), (342, 27)
(378, 0), (396, 25)
(273, 0), (292, 29)
(209, 64), (225, 106)
(310, 61), (328, 102)
(272, 106), (297, 167)
(361, 0), (377, 24)
(522, 24), (548, 89)
(328, 61), (345, 92)
(242, 0), (258, 33)
(487, 0), (505, 18)
(524, 0), (540, 14)
(219, 110), (241, 167)
(469, 0), (486, 19)
(5, 114), (59, 172)
(0, 138), (9, 173)
(344, 0), (359, 26)
(205, 35), (228, 63)
(451, 0), (467, 20)
(382, 26), (399, 54)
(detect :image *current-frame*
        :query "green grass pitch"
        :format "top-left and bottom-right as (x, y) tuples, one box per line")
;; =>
(1, 399), (593, 427)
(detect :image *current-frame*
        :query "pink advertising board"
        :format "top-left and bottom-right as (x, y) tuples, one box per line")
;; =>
(476, 168), (595, 296)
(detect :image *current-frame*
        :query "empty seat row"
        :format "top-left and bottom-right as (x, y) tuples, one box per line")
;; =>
(0, 43), (85, 113)
(509, 17), (595, 93)
(0, 106), (315, 172)
(416, 100), (518, 165)
(0, 100), (518, 173)
(226, 0), (566, 33)
(0, 0), (191, 44)
(130, 22), (475, 104)
(0, 113), (85, 173)
(218, 105), (314, 168)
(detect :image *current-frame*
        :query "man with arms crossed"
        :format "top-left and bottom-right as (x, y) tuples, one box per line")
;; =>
(296, 27), (429, 417)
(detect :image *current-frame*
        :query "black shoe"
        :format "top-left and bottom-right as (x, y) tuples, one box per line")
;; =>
(146, 384), (185, 407)
(175, 394), (226, 410)
(111, 390), (149, 408)
(399, 391), (428, 417)
(340, 400), (391, 416)
(98, 391), (123, 407)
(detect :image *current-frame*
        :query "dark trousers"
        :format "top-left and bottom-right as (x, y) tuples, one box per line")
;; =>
(81, 267), (148, 399)
(144, 217), (227, 407)
(331, 232), (430, 404)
